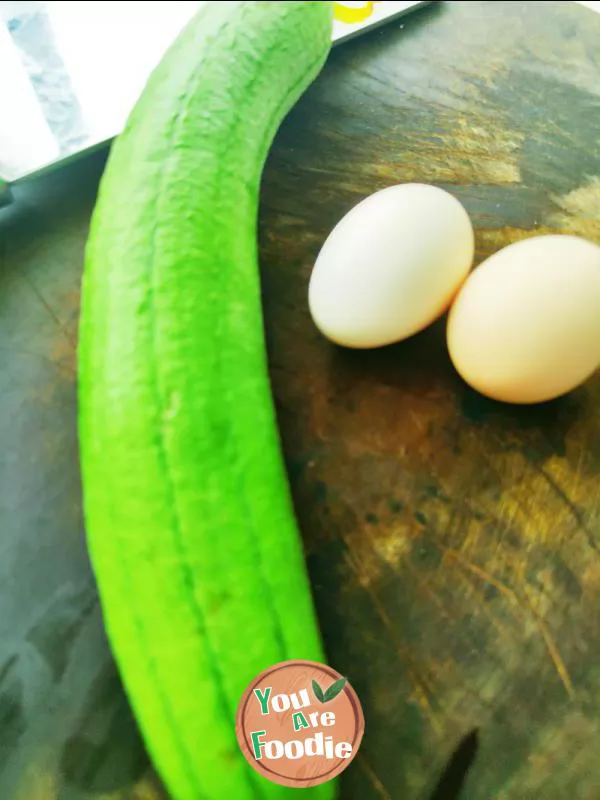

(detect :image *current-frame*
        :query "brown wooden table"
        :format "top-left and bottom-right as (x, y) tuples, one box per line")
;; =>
(1, 2), (600, 798)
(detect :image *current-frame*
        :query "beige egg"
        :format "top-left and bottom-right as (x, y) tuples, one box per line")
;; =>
(447, 234), (600, 404)
(308, 183), (474, 348)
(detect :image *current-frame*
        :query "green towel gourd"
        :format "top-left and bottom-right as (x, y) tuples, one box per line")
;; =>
(77, 2), (335, 798)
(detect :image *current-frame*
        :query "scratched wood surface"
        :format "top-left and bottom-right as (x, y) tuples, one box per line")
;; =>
(1, 1), (600, 798)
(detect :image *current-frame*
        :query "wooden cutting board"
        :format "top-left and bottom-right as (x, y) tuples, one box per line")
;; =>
(1, 2), (599, 798)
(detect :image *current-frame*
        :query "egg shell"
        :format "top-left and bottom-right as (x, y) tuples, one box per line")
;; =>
(308, 183), (475, 348)
(447, 234), (600, 404)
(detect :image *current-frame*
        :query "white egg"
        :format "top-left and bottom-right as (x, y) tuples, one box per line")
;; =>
(308, 183), (474, 348)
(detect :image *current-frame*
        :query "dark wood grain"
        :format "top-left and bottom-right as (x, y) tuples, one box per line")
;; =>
(0, 2), (599, 798)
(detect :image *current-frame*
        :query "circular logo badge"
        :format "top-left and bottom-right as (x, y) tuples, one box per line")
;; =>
(235, 660), (365, 789)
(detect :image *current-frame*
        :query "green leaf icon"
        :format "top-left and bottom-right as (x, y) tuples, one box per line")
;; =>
(312, 679), (325, 703)
(323, 677), (347, 703)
